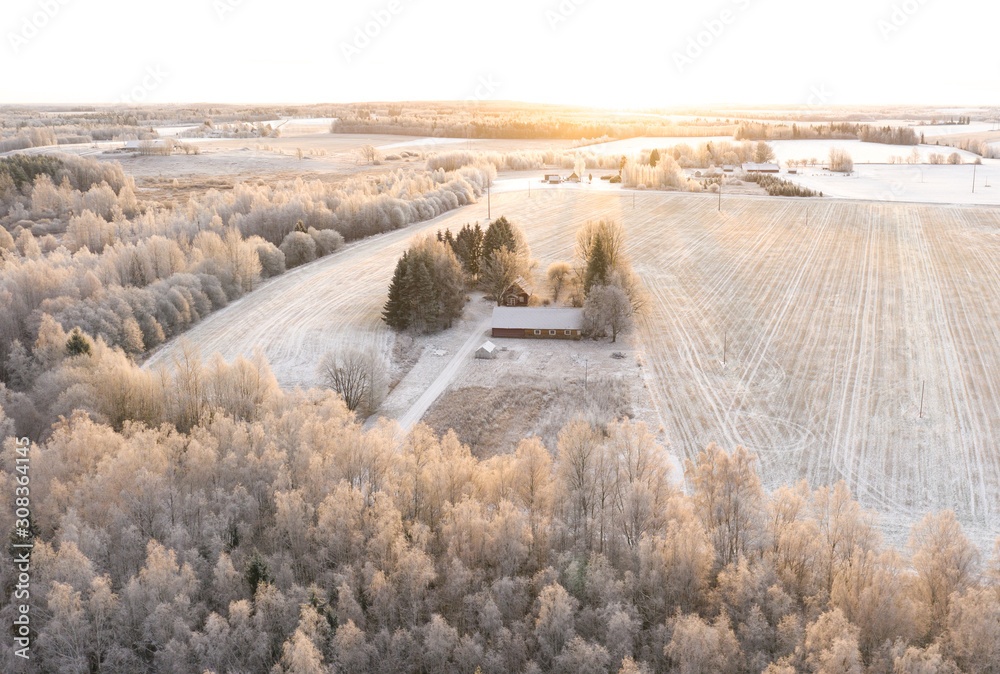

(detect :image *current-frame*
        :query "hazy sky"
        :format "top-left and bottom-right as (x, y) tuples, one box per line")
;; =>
(2, 0), (998, 106)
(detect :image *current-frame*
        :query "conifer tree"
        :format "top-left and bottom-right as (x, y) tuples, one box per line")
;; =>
(382, 253), (410, 330)
(584, 234), (611, 295)
(481, 216), (516, 262)
(66, 328), (93, 357)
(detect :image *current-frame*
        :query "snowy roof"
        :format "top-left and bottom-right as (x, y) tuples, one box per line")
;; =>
(477, 341), (497, 354)
(742, 162), (780, 172)
(513, 276), (533, 293)
(491, 307), (584, 331)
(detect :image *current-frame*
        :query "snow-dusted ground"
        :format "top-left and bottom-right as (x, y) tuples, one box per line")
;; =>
(153, 125), (202, 137)
(391, 312), (493, 432)
(147, 189), (1000, 550)
(782, 163), (1000, 206)
(257, 117), (338, 127)
(377, 137), (469, 150)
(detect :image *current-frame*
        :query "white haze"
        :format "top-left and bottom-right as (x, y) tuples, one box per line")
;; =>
(2, 0), (999, 106)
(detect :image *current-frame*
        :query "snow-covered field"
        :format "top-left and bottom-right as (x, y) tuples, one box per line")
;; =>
(146, 189), (1000, 549)
(582, 136), (734, 155)
(916, 122), (997, 137)
(783, 163), (1000, 206)
(770, 139), (982, 165)
(378, 137), (469, 150)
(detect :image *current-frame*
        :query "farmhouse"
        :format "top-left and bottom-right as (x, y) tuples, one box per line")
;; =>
(491, 307), (584, 340)
(742, 162), (780, 173)
(500, 277), (532, 307)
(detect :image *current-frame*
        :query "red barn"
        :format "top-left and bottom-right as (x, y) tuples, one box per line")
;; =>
(491, 307), (584, 340)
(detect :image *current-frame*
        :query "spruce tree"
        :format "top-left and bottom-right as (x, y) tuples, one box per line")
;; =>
(244, 550), (272, 599)
(482, 216), (516, 262)
(453, 223), (484, 277)
(405, 253), (436, 333)
(382, 253), (410, 330)
(66, 329), (93, 357)
(649, 148), (660, 167)
(584, 234), (611, 296)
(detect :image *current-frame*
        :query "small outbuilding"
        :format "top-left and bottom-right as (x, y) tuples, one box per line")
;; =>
(491, 307), (584, 340)
(544, 174), (563, 184)
(475, 341), (497, 359)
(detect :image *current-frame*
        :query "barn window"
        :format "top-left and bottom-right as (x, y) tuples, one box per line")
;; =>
(533, 330), (540, 335)
(507, 296), (517, 307)
(564, 330), (571, 336)
(549, 330), (556, 336)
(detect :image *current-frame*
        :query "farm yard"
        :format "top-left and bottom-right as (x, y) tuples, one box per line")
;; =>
(144, 188), (1000, 547)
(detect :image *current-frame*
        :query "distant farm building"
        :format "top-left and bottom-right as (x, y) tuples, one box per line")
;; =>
(491, 307), (584, 340)
(723, 164), (735, 172)
(742, 162), (780, 173)
(544, 174), (563, 184)
(500, 277), (532, 307)
(567, 172), (581, 183)
(475, 341), (497, 359)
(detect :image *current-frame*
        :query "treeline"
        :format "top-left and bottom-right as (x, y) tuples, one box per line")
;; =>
(425, 141), (773, 180)
(858, 125), (920, 145)
(0, 125), (161, 153)
(0, 155), (68, 192)
(333, 112), (736, 141)
(1, 342), (998, 672)
(621, 155), (700, 192)
(736, 122), (919, 145)
(743, 173), (820, 197)
(179, 120), (281, 139)
(936, 137), (1000, 159)
(0, 155), (495, 406)
(426, 150), (622, 174)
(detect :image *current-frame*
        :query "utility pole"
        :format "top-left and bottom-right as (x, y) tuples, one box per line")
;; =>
(972, 163), (977, 194)
(919, 380), (925, 419)
(487, 182), (492, 220)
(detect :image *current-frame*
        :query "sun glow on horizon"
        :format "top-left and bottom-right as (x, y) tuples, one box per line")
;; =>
(2, 0), (999, 107)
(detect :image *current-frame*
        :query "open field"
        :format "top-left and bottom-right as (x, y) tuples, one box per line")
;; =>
(782, 162), (1000, 205)
(145, 189), (1000, 547)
